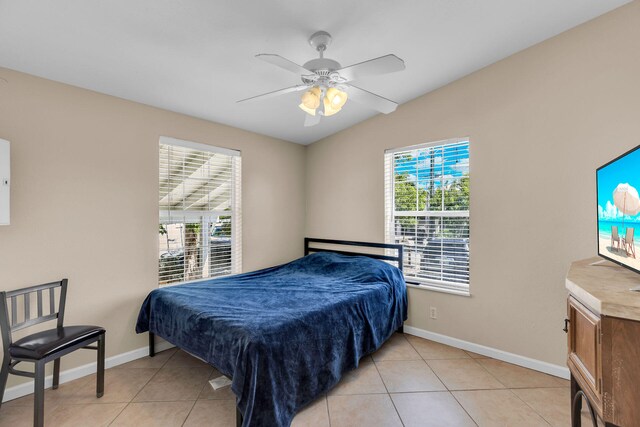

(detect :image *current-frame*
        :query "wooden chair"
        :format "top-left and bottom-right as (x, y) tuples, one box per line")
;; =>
(0, 279), (105, 427)
(611, 225), (621, 251)
(623, 227), (636, 259)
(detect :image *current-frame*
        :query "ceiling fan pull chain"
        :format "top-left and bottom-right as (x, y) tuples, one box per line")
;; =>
(319, 89), (326, 116)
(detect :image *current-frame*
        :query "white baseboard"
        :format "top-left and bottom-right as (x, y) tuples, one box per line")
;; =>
(4, 327), (569, 403)
(403, 325), (570, 379)
(2, 339), (175, 403)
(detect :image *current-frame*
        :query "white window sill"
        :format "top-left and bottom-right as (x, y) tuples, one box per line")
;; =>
(159, 272), (236, 288)
(406, 282), (471, 297)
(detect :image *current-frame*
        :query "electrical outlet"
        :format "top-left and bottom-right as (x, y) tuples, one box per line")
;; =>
(430, 307), (437, 319)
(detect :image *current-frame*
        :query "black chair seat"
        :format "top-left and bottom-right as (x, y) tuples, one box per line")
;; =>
(9, 325), (105, 360)
(1, 279), (106, 427)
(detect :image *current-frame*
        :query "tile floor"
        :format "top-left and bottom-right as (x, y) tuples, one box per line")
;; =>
(0, 333), (597, 426)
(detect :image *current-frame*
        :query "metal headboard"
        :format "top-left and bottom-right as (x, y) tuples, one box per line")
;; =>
(304, 237), (404, 272)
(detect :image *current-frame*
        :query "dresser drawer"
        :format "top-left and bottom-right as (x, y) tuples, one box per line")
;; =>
(567, 296), (602, 412)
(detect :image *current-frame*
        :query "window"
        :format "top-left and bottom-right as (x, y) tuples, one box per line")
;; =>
(385, 138), (470, 293)
(159, 137), (241, 286)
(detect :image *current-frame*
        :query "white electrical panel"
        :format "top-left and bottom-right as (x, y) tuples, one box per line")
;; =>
(0, 139), (9, 225)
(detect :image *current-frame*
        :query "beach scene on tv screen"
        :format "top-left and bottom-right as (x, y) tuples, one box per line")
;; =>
(598, 147), (640, 271)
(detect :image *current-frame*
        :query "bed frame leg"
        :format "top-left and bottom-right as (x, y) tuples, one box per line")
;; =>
(236, 407), (243, 427)
(397, 325), (404, 334)
(149, 332), (155, 357)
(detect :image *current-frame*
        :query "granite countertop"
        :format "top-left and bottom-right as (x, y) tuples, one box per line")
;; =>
(566, 257), (640, 321)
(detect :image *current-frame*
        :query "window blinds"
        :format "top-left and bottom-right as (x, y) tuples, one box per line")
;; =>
(158, 137), (241, 286)
(385, 139), (470, 292)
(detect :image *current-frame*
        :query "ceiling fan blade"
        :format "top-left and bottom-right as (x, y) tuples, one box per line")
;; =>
(345, 84), (398, 114)
(256, 54), (311, 75)
(304, 113), (321, 127)
(237, 84), (310, 103)
(337, 54), (405, 82)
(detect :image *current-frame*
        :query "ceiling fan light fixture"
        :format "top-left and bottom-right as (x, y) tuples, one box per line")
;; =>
(326, 87), (348, 109)
(298, 102), (316, 116)
(299, 87), (322, 115)
(322, 97), (342, 116)
(300, 87), (321, 109)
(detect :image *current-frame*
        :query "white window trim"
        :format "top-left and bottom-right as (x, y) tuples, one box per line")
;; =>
(406, 282), (471, 297)
(158, 137), (242, 287)
(385, 137), (467, 155)
(385, 137), (470, 296)
(159, 136), (240, 158)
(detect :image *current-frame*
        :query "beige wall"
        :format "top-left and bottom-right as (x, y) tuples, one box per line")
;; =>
(0, 69), (306, 387)
(306, 2), (640, 366)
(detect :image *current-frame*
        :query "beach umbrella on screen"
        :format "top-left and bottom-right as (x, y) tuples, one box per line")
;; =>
(613, 183), (640, 230)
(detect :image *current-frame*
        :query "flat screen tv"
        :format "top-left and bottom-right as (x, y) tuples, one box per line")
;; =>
(597, 144), (640, 273)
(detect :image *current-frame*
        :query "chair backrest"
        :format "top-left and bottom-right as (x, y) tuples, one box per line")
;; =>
(612, 226), (619, 239)
(626, 227), (635, 242)
(0, 279), (68, 350)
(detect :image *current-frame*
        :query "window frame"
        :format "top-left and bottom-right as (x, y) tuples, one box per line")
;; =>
(385, 137), (470, 296)
(158, 136), (242, 287)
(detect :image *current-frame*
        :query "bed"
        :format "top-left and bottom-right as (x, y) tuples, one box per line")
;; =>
(135, 238), (407, 427)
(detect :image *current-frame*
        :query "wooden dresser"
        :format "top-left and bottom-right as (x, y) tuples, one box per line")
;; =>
(566, 258), (640, 427)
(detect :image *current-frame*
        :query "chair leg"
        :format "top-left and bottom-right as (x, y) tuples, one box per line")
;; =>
(0, 355), (9, 409)
(96, 333), (105, 398)
(52, 358), (61, 390)
(34, 361), (45, 427)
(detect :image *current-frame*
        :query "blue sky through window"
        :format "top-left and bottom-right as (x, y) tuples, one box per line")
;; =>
(394, 141), (469, 190)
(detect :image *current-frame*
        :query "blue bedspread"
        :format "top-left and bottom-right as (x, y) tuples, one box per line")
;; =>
(136, 252), (407, 427)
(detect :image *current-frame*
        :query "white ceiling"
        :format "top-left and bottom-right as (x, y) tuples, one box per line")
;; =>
(0, 0), (630, 145)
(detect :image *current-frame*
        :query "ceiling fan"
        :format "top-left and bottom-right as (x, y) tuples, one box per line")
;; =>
(238, 31), (406, 127)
